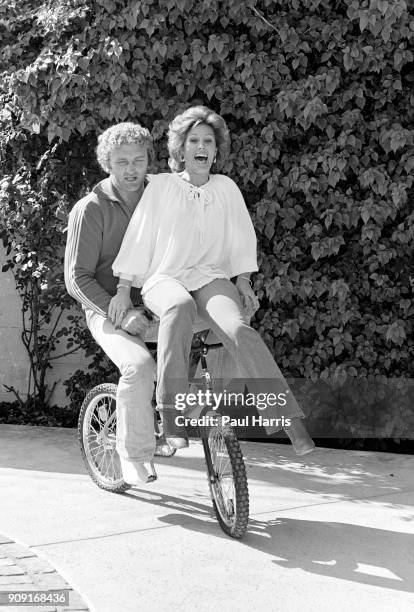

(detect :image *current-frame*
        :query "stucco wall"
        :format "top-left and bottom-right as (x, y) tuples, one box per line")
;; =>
(0, 244), (89, 407)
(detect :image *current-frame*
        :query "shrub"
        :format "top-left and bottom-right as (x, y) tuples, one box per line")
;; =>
(0, 1), (412, 437)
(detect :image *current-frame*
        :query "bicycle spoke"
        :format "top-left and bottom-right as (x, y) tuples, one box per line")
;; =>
(89, 423), (101, 437)
(101, 452), (111, 479)
(91, 446), (105, 461)
(91, 410), (105, 429)
(96, 450), (107, 473)
(79, 387), (130, 492)
(106, 449), (117, 480)
(204, 421), (249, 535)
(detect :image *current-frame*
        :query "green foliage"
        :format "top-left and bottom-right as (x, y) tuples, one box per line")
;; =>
(0, 399), (79, 427)
(0, 162), (90, 407)
(63, 349), (118, 412)
(0, 0), (413, 423)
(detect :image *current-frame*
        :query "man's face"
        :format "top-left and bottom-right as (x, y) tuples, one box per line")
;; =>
(108, 143), (148, 195)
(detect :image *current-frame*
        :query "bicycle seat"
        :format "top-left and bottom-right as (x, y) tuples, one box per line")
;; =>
(143, 315), (219, 346)
(144, 331), (212, 355)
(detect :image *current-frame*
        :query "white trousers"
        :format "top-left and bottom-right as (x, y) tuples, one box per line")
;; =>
(85, 309), (156, 462)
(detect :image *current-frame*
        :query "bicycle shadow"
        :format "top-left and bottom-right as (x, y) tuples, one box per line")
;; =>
(122, 487), (215, 521)
(153, 441), (413, 508)
(121, 487), (414, 594)
(159, 511), (414, 594)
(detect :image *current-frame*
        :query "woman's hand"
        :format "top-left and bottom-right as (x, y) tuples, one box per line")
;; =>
(108, 289), (133, 329)
(236, 276), (260, 321)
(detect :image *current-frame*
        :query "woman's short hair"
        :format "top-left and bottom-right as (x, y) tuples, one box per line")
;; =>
(167, 106), (230, 172)
(96, 122), (153, 172)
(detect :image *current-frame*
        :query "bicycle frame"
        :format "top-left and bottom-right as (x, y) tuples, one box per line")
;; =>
(78, 328), (249, 537)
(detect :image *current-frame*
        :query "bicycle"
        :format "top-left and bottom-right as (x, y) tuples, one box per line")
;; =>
(78, 329), (250, 539)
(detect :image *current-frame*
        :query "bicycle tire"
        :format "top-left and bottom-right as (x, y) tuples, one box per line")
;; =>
(202, 417), (249, 538)
(78, 383), (131, 493)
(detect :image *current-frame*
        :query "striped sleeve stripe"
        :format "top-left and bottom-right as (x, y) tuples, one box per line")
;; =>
(65, 196), (107, 316)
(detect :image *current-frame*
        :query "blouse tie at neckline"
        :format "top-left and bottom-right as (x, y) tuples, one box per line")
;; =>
(184, 182), (212, 244)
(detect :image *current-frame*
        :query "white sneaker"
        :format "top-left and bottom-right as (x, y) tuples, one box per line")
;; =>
(120, 458), (157, 485)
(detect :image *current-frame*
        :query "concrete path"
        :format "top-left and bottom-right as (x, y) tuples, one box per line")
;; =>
(0, 424), (413, 612)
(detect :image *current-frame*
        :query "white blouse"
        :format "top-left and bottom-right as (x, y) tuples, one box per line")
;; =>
(112, 172), (258, 296)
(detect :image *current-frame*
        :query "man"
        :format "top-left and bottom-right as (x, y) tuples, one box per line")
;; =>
(65, 123), (159, 485)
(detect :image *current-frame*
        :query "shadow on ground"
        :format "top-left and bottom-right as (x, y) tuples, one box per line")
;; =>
(117, 488), (414, 594)
(0, 425), (412, 509)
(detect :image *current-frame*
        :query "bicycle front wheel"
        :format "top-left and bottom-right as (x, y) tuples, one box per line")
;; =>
(202, 418), (249, 538)
(78, 383), (130, 493)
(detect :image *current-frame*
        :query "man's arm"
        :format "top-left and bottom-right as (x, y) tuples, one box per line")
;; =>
(64, 197), (112, 316)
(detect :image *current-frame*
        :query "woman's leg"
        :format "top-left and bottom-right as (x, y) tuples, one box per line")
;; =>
(192, 279), (314, 453)
(143, 279), (197, 446)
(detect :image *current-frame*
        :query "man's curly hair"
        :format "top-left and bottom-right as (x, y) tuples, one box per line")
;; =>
(96, 122), (153, 172)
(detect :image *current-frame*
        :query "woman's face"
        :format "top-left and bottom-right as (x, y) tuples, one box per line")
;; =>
(181, 123), (217, 179)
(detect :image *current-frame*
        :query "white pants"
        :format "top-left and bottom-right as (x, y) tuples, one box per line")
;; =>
(143, 278), (304, 433)
(85, 309), (156, 462)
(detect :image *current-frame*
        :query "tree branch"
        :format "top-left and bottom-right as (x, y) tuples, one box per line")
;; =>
(38, 306), (64, 365)
(45, 380), (58, 405)
(47, 306), (64, 345)
(3, 384), (25, 408)
(48, 346), (81, 361)
(252, 6), (278, 33)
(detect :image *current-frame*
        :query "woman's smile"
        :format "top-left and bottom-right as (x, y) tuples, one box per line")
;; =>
(194, 152), (209, 163)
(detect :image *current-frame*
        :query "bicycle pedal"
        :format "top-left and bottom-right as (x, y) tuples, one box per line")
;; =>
(155, 445), (175, 457)
(155, 436), (176, 457)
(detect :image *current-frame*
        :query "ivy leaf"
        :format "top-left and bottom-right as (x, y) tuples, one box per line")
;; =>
(359, 11), (369, 32)
(282, 319), (299, 340)
(385, 321), (407, 346)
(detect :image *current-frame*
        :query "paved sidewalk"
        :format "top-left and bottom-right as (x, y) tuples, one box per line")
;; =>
(0, 534), (88, 611)
(0, 424), (413, 612)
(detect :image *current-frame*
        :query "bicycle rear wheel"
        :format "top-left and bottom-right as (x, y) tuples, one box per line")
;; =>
(202, 417), (249, 538)
(78, 383), (130, 493)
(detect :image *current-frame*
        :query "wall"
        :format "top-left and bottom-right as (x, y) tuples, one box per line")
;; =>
(0, 244), (89, 407)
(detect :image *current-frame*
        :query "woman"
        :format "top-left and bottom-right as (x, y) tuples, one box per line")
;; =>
(110, 106), (314, 478)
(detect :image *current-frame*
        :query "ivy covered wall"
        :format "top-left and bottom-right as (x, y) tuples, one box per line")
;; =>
(0, 1), (413, 423)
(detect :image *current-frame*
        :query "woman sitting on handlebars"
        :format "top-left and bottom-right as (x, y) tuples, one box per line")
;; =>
(110, 106), (315, 470)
